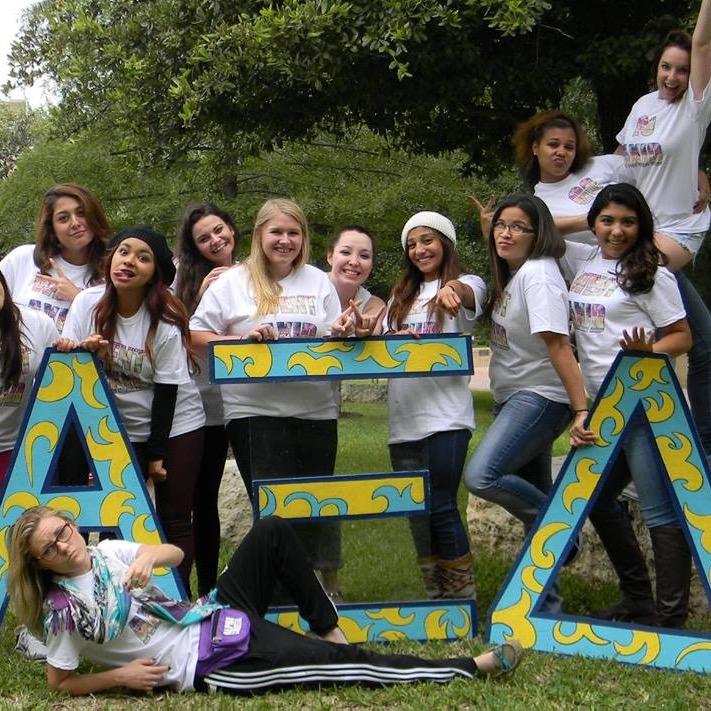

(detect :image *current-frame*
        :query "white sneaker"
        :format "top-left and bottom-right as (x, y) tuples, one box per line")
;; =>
(14, 625), (47, 661)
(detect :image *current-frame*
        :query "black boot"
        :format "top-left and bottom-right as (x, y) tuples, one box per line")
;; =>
(649, 525), (692, 629)
(589, 508), (658, 625)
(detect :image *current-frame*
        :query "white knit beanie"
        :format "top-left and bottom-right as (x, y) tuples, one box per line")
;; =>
(401, 211), (457, 249)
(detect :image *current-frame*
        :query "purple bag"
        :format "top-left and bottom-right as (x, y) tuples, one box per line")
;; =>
(195, 608), (251, 677)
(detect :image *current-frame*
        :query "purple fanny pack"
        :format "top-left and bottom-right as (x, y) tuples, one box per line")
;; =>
(194, 608), (251, 677)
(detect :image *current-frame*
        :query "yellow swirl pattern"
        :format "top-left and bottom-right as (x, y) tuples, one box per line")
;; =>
(215, 343), (273, 377)
(46, 497), (81, 518)
(365, 608), (416, 626)
(530, 521), (569, 569)
(656, 434), (702, 492)
(424, 610), (448, 638)
(589, 377), (625, 447)
(562, 457), (601, 514)
(613, 630), (661, 664)
(0, 527), (9, 577)
(24, 422), (59, 486)
(629, 357), (668, 391)
(675, 641), (711, 665)
(643, 391), (675, 423)
(100, 491), (136, 527)
(395, 343), (462, 373)
(683, 505), (711, 554)
(490, 589), (537, 648)
(37, 361), (74, 402)
(2, 491), (40, 516)
(309, 342), (356, 354)
(378, 630), (407, 641)
(73, 356), (104, 409)
(354, 340), (401, 368)
(85, 416), (131, 488)
(287, 353), (342, 375)
(552, 622), (608, 647)
(337, 616), (374, 643)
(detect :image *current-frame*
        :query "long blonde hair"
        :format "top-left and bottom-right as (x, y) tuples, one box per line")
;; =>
(8, 506), (73, 636)
(246, 198), (311, 317)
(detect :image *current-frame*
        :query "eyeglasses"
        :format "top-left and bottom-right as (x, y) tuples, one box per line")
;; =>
(493, 221), (535, 235)
(36, 521), (73, 561)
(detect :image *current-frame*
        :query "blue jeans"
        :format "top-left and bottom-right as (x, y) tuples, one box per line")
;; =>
(676, 273), (711, 455)
(389, 429), (472, 561)
(593, 411), (677, 528)
(464, 391), (572, 529)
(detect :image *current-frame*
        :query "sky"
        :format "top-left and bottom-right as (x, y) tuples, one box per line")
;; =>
(1, 0), (53, 107)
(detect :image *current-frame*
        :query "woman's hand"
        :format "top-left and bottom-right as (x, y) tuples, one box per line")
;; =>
(53, 337), (78, 352)
(468, 193), (496, 237)
(436, 282), (463, 318)
(350, 299), (386, 337)
(394, 327), (420, 338)
(48, 259), (82, 302)
(694, 170), (710, 213)
(244, 324), (278, 341)
(569, 410), (597, 448)
(78, 333), (110, 356)
(147, 459), (167, 482)
(620, 326), (654, 352)
(115, 659), (170, 691)
(331, 303), (356, 337)
(123, 551), (158, 590)
(198, 266), (232, 298)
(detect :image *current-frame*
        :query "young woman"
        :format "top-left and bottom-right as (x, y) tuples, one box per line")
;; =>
(0, 183), (110, 334)
(8, 506), (522, 697)
(327, 225), (385, 335)
(386, 211), (486, 599)
(190, 198), (345, 597)
(0, 271), (58, 480)
(463, 196), (594, 611)
(174, 203), (239, 596)
(58, 226), (206, 594)
(563, 184), (693, 628)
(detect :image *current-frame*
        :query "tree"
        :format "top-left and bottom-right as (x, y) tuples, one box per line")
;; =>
(7, 1), (696, 174)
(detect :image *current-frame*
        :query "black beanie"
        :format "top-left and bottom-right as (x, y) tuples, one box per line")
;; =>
(110, 225), (176, 285)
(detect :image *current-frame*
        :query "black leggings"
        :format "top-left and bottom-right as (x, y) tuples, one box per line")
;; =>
(198, 517), (478, 695)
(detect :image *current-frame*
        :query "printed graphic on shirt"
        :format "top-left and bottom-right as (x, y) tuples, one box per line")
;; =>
(129, 609), (161, 644)
(278, 295), (317, 316)
(632, 115), (656, 137)
(571, 300), (606, 333)
(490, 322), (509, 350)
(493, 292), (511, 318)
(105, 342), (151, 393)
(0, 346), (31, 407)
(568, 177), (604, 205)
(622, 142), (664, 167)
(570, 271), (618, 298)
(275, 321), (318, 338)
(28, 298), (69, 333)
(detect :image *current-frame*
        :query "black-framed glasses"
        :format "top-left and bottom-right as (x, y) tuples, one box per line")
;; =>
(36, 521), (73, 561)
(493, 221), (535, 235)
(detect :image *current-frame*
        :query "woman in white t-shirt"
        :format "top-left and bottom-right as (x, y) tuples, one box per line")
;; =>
(174, 203), (240, 597)
(190, 198), (346, 598)
(0, 270), (58, 480)
(7, 506), (522, 697)
(563, 183), (693, 628)
(463, 196), (593, 611)
(58, 226), (206, 595)
(386, 211), (486, 599)
(327, 225), (385, 335)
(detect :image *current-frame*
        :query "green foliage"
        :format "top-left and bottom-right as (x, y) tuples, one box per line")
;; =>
(0, 103), (42, 180)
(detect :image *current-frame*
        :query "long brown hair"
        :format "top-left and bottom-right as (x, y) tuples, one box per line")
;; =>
(512, 110), (592, 187)
(387, 230), (462, 332)
(0, 270), (24, 389)
(34, 184), (111, 284)
(93, 245), (197, 371)
(8, 507), (74, 636)
(175, 203), (239, 315)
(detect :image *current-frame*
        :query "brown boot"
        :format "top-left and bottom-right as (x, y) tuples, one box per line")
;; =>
(417, 556), (442, 599)
(437, 553), (476, 599)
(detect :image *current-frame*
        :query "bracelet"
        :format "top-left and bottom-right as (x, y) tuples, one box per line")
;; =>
(573, 408), (588, 413)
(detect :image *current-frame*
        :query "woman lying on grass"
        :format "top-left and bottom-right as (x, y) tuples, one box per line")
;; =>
(8, 507), (523, 697)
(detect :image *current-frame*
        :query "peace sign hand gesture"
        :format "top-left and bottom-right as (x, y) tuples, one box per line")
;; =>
(49, 258), (82, 302)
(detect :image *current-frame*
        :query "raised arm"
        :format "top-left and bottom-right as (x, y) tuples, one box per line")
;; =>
(122, 542), (185, 589)
(691, 0), (711, 98)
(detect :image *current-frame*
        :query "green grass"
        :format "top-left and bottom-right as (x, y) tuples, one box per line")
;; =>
(1, 395), (710, 708)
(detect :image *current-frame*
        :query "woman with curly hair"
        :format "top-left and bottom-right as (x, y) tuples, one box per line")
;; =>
(563, 184), (693, 628)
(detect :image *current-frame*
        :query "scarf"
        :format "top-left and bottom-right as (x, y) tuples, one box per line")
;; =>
(43, 546), (224, 643)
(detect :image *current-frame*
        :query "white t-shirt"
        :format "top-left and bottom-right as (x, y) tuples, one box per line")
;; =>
(0, 306), (58, 452)
(0, 244), (96, 333)
(535, 155), (632, 244)
(616, 82), (711, 234)
(561, 242), (686, 398)
(190, 263), (342, 420)
(386, 274), (486, 444)
(45, 539), (200, 692)
(63, 286), (205, 441)
(489, 258), (571, 405)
